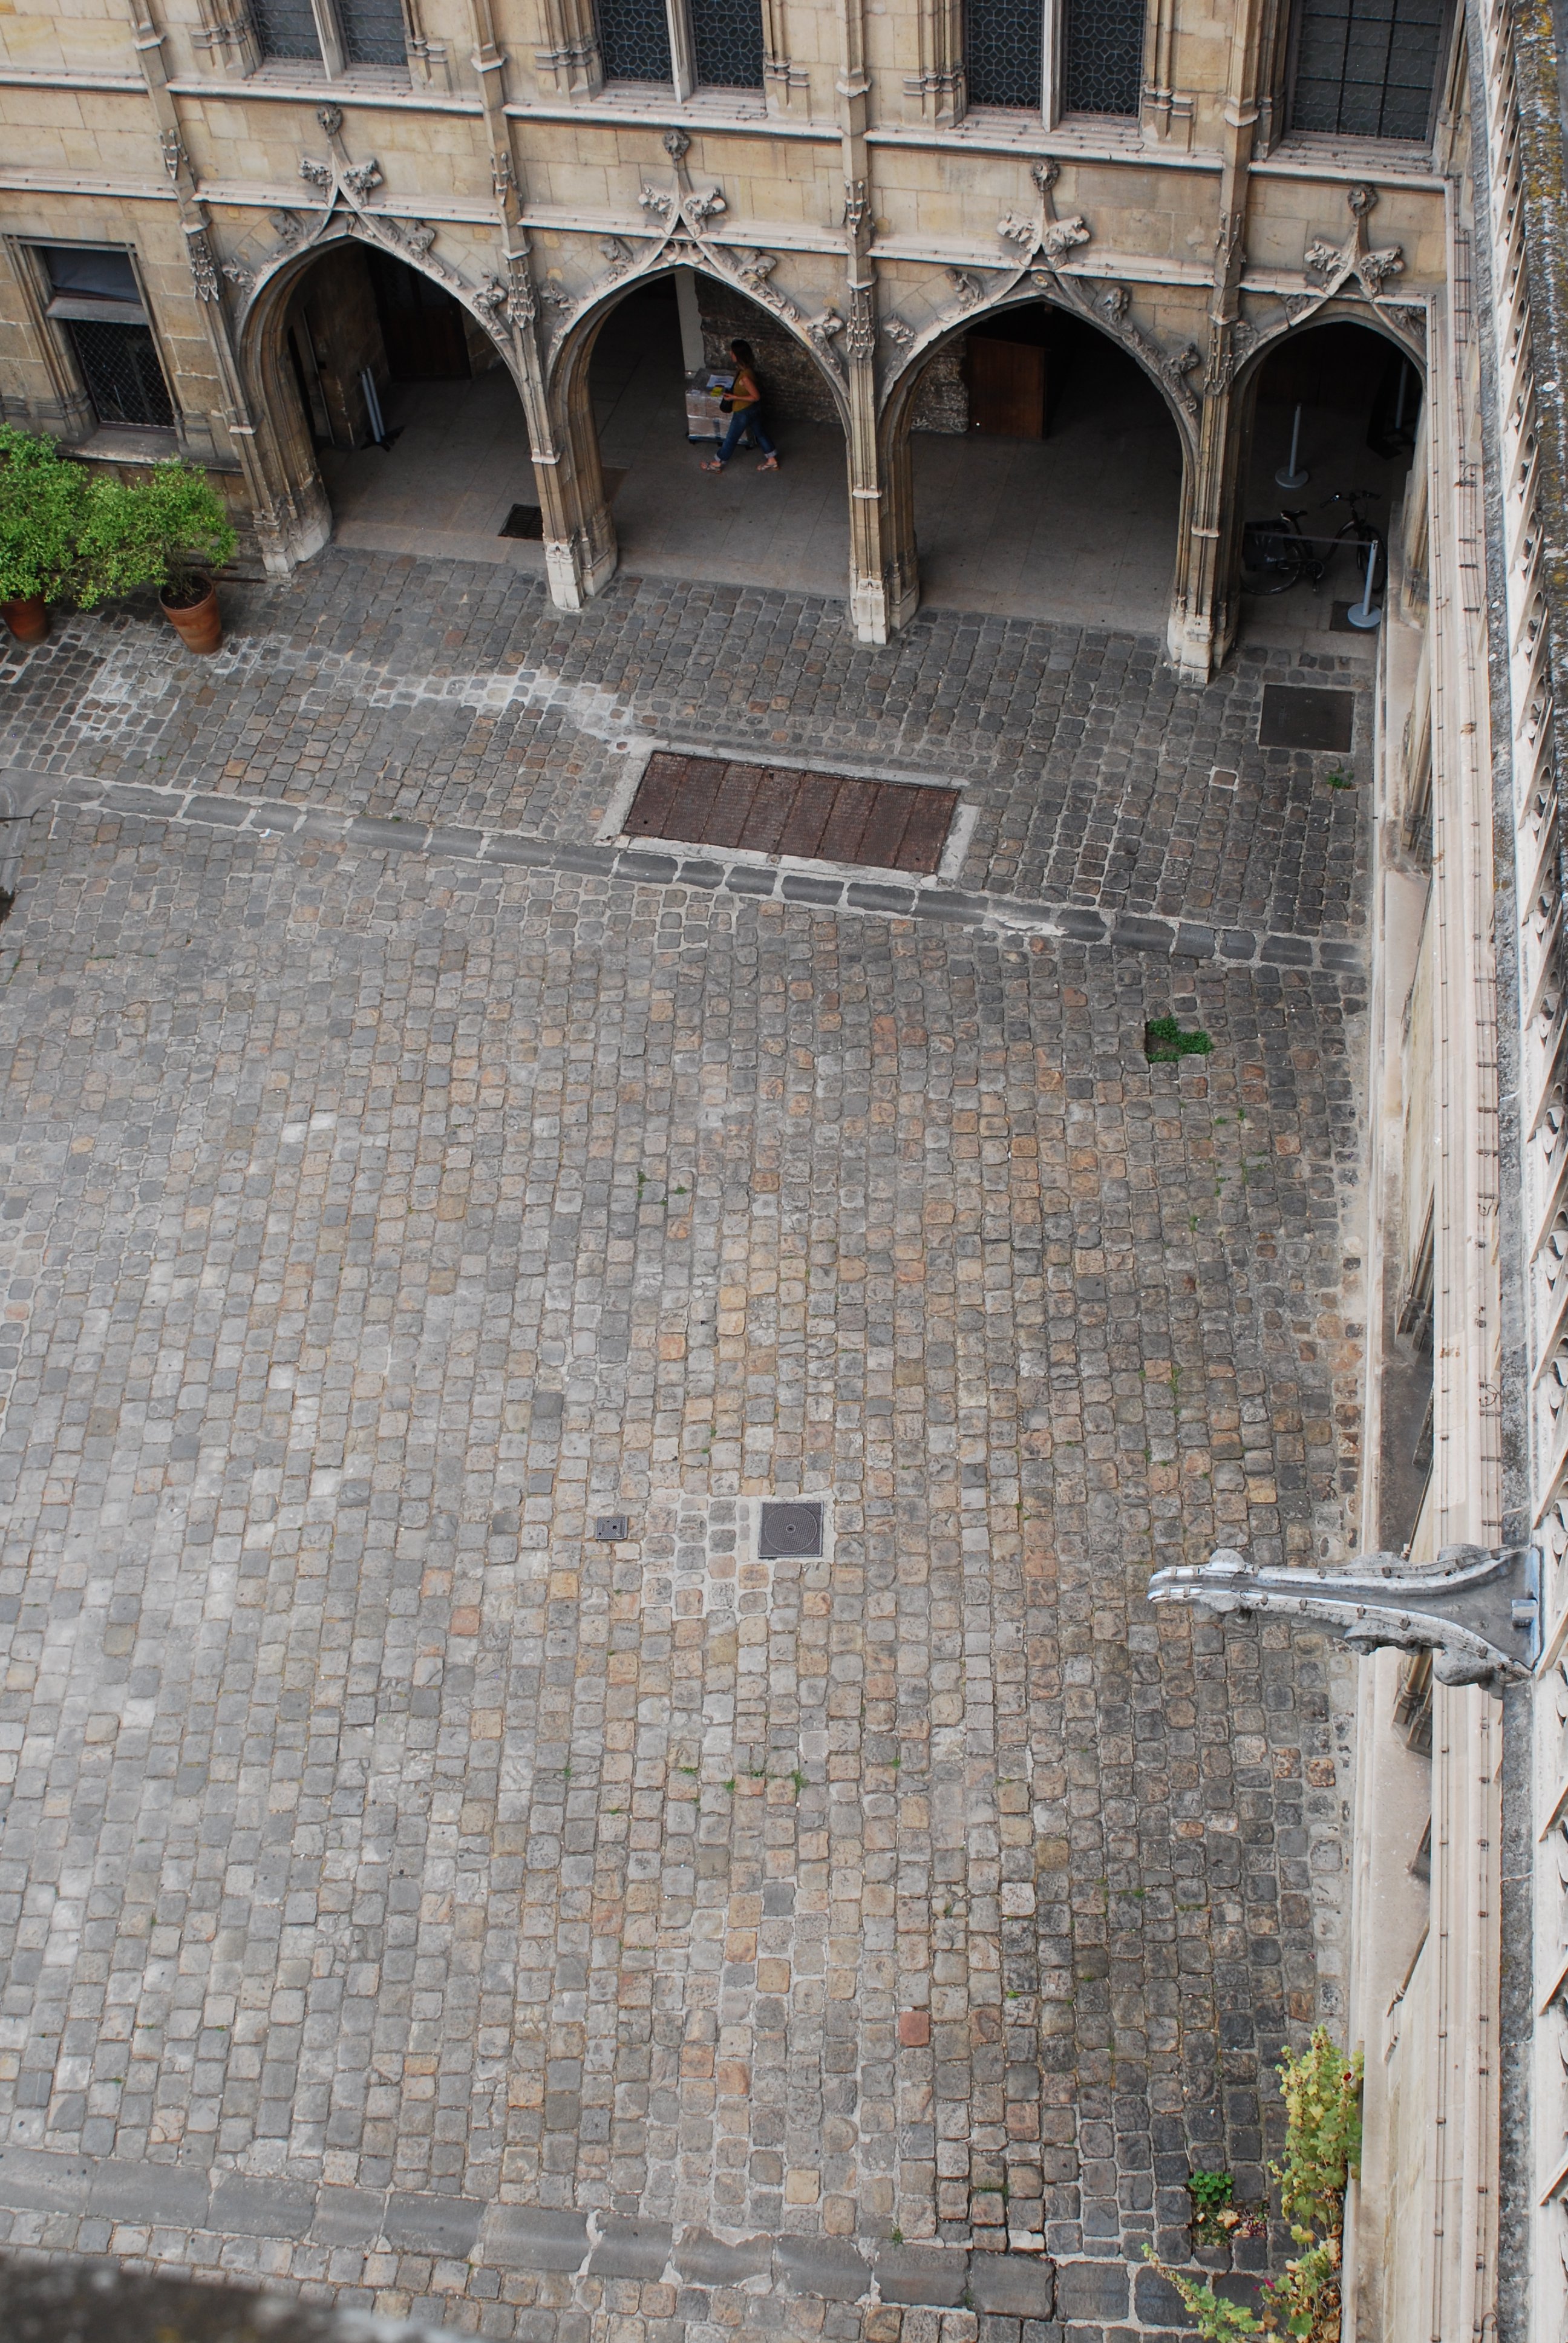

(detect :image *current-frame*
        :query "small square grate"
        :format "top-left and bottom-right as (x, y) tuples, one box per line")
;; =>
(593, 1513), (630, 1542)
(626, 753), (958, 875)
(758, 1501), (824, 1560)
(1258, 684), (1356, 753)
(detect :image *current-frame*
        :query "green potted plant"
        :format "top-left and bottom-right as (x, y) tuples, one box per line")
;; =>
(0, 423), (90, 646)
(74, 459), (238, 653)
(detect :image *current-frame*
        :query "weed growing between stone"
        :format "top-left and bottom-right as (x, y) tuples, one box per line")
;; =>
(1145, 1015), (1214, 1061)
(1145, 2028), (1364, 2339)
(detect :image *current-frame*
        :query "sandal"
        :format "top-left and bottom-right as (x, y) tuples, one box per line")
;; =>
(702, 459), (725, 472)
(757, 455), (779, 471)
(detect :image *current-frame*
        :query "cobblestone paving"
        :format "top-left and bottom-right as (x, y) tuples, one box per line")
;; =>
(0, 554), (1370, 940)
(0, 555), (1367, 2341)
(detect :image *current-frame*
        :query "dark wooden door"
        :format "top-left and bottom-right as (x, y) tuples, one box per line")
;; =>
(968, 336), (1046, 437)
(367, 252), (471, 381)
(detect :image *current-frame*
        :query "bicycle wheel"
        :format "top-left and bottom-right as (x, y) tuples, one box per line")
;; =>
(1241, 524), (1308, 595)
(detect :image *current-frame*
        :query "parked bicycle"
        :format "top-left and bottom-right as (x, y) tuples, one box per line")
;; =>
(1241, 507), (1325, 595)
(1240, 487), (1388, 597)
(1322, 487), (1387, 594)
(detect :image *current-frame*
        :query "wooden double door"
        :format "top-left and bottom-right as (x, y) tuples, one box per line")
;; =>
(967, 333), (1048, 439)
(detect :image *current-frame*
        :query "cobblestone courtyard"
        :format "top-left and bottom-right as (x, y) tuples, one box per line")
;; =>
(0, 557), (1368, 2341)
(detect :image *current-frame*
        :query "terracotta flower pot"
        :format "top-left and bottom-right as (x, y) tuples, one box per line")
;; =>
(2, 597), (49, 646)
(160, 578), (222, 655)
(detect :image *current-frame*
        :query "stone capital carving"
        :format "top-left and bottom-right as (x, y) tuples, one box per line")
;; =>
(1148, 1542), (1541, 1693)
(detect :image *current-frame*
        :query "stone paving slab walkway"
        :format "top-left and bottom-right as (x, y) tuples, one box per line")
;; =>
(0, 553), (1367, 2341)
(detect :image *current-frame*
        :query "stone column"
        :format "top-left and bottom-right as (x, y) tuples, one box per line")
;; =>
(466, 0), (615, 611)
(120, 0), (298, 574)
(837, 0), (912, 641)
(1166, 0), (1269, 681)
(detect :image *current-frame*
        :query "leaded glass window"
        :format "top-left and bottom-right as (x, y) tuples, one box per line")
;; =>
(339, 0), (407, 65)
(596, 0), (674, 79)
(1061, 0), (1145, 113)
(689, 0), (763, 87)
(251, 0), (321, 60)
(966, 0), (1042, 108)
(1290, 0), (1444, 138)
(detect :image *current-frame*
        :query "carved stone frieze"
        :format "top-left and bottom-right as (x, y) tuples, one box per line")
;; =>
(1298, 183), (1405, 308)
(1084, 281), (1201, 418)
(186, 228), (221, 303)
(221, 260), (255, 297)
(845, 286), (875, 363)
(947, 269), (985, 309)
(882, 315), (915, 347)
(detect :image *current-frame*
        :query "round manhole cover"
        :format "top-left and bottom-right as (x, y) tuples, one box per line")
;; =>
(759, 1501), (824, 1559)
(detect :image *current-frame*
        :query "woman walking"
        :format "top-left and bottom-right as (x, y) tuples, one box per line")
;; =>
(702, 339), (779, 472)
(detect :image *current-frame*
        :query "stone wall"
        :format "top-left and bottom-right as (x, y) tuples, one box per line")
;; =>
(694, 279), (969, 436)
(695, 277), (838, 425)
(910, 338), (969, 434)
(284, 244), (387, 453)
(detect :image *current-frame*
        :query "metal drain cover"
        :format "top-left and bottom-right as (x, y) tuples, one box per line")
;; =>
(759, 1501), (825, 1559)
(1258, 684), (1356, 752)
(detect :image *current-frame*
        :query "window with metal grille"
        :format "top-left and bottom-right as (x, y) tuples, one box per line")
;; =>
(1290, 0), (1445, 138)
(965, 0), (1043, 108)
(67, 321), (175, 429)
(1062, 0), (1145, 113)
(339, 0), (407, 64)
(35, 246), (176, 430)
(596, 0), (673, 79)
(250, 0), (322, 57)
(688, 0), (763, 86)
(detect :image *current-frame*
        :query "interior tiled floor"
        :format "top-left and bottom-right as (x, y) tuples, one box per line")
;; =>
(319, 361), (540, 569)
(313, 288), (1403, 655)
(909, 329), (1183, 631)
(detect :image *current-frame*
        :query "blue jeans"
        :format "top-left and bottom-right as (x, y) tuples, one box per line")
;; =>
(715, 405), (775, 461)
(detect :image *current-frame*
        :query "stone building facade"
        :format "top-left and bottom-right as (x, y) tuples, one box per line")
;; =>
(6, 0), (1568, 2335)
(0, 0), (1444, 673)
